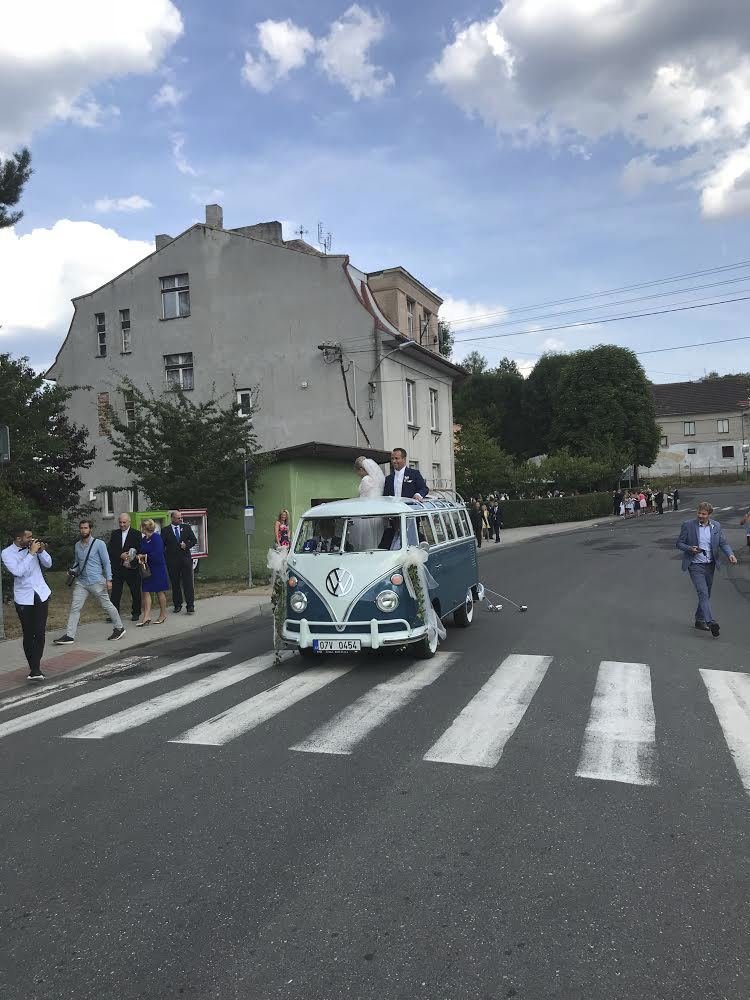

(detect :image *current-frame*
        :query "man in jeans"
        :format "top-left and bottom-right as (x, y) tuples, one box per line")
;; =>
(53, 520), (126, 644)
(1, 526), (53, 681)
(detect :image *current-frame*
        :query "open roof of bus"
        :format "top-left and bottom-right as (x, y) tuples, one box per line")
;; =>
(301, 494), (466, 519)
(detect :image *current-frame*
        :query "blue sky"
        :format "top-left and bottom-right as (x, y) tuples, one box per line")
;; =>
(2, 0), (750, 381)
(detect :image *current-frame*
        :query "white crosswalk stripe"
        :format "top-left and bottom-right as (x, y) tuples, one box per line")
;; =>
(700, 669), (750, 795)
(170, 665), (352, 747)
(291, 653), (455, 756)
(0, 652), (229, 740)
(422, 653), (552, 768)
(575, 661), (657, 786)
(62, 652), (289, 740)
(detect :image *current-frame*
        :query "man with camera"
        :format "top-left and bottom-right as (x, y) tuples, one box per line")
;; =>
(1, 527), (53, 681)
(53, 519), (125, 645)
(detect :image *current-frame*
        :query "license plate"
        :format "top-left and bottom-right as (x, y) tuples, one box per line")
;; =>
(312, 639), (361, 653)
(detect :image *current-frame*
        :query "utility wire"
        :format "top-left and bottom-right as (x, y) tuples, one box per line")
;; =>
(637, 334), (750, 356)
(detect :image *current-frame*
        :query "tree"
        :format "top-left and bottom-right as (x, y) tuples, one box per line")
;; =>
(453, 357), (527, 457)
(522, 352), (570, 457)
(104, 379), (264, 517)
(535, 450), (612, 492)
(0, 353), (95, 514)
(461, 350), (489, 375)
(550, 345), (660, 472)
(0, 148), (32, 229)
(437, 319), (454, 358)
(454, 419), (515, 498)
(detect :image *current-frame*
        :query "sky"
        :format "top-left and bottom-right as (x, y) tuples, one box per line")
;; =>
(2, 0), (750, 382)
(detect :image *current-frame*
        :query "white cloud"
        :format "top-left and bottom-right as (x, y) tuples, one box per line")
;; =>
(152, 82), (185, 109)
(541, 337), (565, 352)
(0, 0), (183, 146)
(171, 132), (197, 176)
(241, 6), (393, 100)
(431, 0), (750, 217)
(0, 220), (152, 338)
(94, 194), (153, 213)
(440, 294), (508, 329)
(701, 143), (750, 218)
(317, 5), (394, 101)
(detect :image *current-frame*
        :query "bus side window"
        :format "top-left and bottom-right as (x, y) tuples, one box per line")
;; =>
(417, 515), (435, 546)
(432, 514), (447, 544)
(406, 517), (419, 546)
(460, 510), (472, 536)
(451, 511), (465, 538)
(443, 512), (456, 541)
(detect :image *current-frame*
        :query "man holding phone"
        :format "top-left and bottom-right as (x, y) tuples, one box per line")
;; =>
(676, 501), (737, 637)
(1, 527), (53, 681)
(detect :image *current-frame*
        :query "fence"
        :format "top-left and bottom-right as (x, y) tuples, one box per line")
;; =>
(640, 464), (748, 484)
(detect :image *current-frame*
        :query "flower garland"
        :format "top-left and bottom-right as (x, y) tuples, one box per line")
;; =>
(267, 547), (288, 663)
(407, 563), (426, 622)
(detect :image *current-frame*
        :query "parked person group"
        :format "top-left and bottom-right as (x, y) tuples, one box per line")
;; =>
(616, 486), (676, 518)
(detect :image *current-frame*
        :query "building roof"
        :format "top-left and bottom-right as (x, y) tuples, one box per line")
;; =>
(651, 376), (750, 417)
(366, 266), (444, 307)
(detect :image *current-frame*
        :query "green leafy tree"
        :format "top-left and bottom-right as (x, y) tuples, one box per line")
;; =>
(522, 352), (570, 457)
(0, 353), (95, 513)
(453, 357), (526, 457)
(437, 319), (454, 358)
(550, 345), (659, 472)
(0, 148), (32, 229)
(461, 350), (489, 375)
(454, 419), (516, 497)
(104, 379), (264, 516)
(535, 450), (612, 492)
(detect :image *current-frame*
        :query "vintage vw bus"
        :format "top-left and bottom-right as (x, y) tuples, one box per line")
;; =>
(281, 494), (480, 658)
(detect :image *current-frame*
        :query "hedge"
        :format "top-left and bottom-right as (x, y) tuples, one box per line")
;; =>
(499, 492), (612, 529)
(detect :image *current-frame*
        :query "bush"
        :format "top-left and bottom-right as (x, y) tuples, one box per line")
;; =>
(499, 492), (612, 529)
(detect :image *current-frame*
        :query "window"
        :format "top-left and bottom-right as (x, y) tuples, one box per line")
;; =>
(102, 489), (114, 517)
(416, 515), (435, 546)
(406, 380), (416, 425)
(660, 435), (668, 447)
(95, 313), (106, 356)
(126, 488), (138, 513)
(164, 352), (194, 390)
(120, 309), (131, 353)
(431, 513), (447, 544)
(430, 388), (439, 431)
(687, 447), (697, 454)
(717, 419), (730, 434)
(160, 273), (190, 319)
(684, 421), (696, 436)
(432, 462), (442, 485)
(237, 389), (253, 416)
(124, 390), (136, 431)
(410, 459), (420, 470)
(450, 511), (465, 538)
(722, 445), (735, 459)
(97, 392), (110, 435)
(406, 298), (414, 336)
(443, 512), (456, 541)
(421, 309), (432, 344)
(460, 510), (473, 536)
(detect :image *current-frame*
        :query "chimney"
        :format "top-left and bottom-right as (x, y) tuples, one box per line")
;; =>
(205, 204), (224, 229)
(155, 234), (172, 251)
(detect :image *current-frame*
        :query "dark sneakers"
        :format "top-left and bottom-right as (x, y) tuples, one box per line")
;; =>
(694, 621), (710, 631)
(53, 635), (75, 645)
(709, 621), (721, 637)
(108, 627), (126, 641)
(27, 672), (45, 682)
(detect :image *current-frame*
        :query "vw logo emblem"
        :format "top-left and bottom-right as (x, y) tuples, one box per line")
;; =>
(326, 568), (354, 597)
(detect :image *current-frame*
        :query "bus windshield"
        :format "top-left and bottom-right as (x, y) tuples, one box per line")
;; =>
(294, 515), (398, 553)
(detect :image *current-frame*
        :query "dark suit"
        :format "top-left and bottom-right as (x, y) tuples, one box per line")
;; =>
(107, 527), (142, 618)
(162, 522), (198, 611)
(383, 466), (429, 499)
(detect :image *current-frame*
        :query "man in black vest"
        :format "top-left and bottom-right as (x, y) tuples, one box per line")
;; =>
(162, 510), (198, 613)
(107, 513), (142, 622)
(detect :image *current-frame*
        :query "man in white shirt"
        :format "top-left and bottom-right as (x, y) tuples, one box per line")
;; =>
(1, 527), (53, 681)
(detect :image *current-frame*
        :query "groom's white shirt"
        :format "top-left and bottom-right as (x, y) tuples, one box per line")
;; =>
(393, 467), (405, 498)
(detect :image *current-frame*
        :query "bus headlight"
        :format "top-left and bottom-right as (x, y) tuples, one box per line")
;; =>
(290, 591), (308, 613)
(376, 590), (399, 613)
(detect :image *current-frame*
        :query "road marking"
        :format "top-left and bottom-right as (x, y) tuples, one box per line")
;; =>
(717, 506), (733, 512)
(0, 653), (229, 740)
(0, 657), (157, 714)
(422, 653), (552, 768)
(291, 654), (455, 756)
(170, 665), (352, 747)
(576, 661), (657, 786)
(62, 652), (290, 739)
(700, 669), (750, 795)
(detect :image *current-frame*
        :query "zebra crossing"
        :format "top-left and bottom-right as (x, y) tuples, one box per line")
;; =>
(3, 648), (750, 794)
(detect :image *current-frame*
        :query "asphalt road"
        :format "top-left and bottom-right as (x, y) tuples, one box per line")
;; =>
(2, 486), (749, 1000)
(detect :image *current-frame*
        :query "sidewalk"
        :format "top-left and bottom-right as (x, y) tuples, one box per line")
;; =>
(0, 588), (273, 693)
(477, 513), (618, 552)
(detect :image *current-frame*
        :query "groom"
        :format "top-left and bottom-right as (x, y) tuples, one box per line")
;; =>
(383, 448), (429, 500)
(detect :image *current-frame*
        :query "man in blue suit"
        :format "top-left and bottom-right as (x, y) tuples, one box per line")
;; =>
(383, 448), (429, 500)
(676, 501), (737, 637)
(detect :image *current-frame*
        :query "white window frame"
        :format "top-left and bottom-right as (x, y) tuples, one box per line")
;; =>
(421, 309), (432, 344)
(123, 390), (136, 431)
(406, 298), (415, 337)
(164, 352), (194, 390)
(429, 388), (439, 431)
(120, 309), (131, 353)
(406, 379), (416, 426)
(717, 418), (729, 434)
(95, 313), (106, 357)
(102, 489), (115, 518)
(660, 435), (668, 447)
(160, 273), (190, 320)
(410, 459), (420, 470)
(237, 389), (253, 417)
(684, 421), (696, 437)
(432, 462), (441, 484)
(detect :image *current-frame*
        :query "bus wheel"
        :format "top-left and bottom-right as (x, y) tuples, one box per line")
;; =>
(414, 625), (439, 659)
(453, 589), (474, 628)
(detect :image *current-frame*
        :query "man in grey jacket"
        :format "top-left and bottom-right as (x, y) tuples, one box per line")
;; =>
(54, 519), (125, 644)
(676, 501), (737, 637)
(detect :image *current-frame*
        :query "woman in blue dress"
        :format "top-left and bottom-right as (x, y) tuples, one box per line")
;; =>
(137, 519), (170, 625)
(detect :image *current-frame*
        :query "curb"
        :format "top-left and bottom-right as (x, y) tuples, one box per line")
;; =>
(477, 516), (618, 555)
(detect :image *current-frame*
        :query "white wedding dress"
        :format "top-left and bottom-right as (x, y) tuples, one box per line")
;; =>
(353, 459), (386, 549)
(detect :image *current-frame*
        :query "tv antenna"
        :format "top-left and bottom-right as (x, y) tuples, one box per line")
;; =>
(317, 222), (333, 255)
(294, 225), (308, 240)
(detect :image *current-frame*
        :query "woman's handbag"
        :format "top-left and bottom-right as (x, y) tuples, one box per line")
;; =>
(138, 558), (152, 580)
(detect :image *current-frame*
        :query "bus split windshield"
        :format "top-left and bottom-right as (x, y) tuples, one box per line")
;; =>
(295, 515), (402, 554)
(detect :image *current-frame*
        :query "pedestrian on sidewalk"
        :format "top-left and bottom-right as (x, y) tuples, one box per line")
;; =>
(655, 489), (665, 515)
(162, 510), (197, 614)
(107, 513), (142, 622)
(676, 501), (737, 638)
(54, 520), (125, 645)
(137, 519), (169, 626)
(1, 527), (53, 681)
(673, 488), (680, 510)
(489, 498), (503, 542)
(469, 501), (483, 548)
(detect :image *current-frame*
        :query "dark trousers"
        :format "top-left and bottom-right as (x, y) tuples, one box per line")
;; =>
(474, 528), (482, 548)
(656, 502), (664, 515)
(15, 594), (49, 674)
(111, 568), (141, 617)
(168, 558), (194, 610)
(492, 522), (501, 542)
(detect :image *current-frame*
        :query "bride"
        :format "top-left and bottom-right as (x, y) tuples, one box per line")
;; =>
(351, 456), (385, 549)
